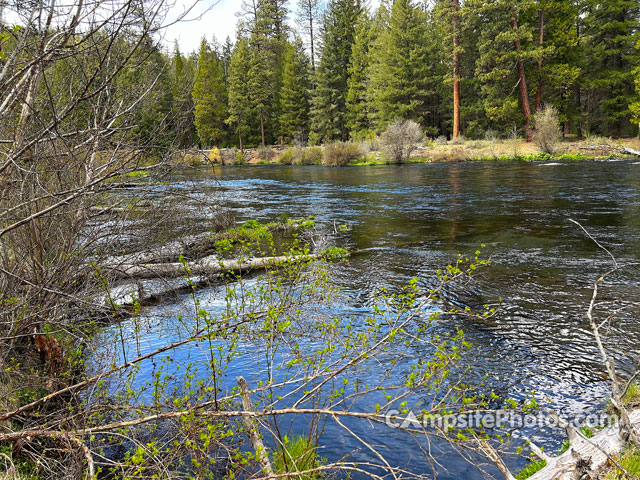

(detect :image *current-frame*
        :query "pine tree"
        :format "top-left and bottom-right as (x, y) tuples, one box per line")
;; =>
(472, 0), (537, 139)
(279, 39), (312, 142)
(523, 0), (581, 135)
(582, 0), (640, 137)
(192, 38), (228, 147)
(247, 0), (289, 146)
(367, 0), (433, 130)
(630, 41), (640, 137)
(346, 12), (374, 138)
(311, 0), (364, 143)
(297, 0), (322, 71)
(227, 38), (253, 150)
(172, 43), (197, 147)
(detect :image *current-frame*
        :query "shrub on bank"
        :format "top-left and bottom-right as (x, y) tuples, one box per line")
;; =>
(297, 146), (323, 165)
(322, 141), (364, 166)
(280, 149), (295, 165)
(534, 105), (561, 155)
(257, 146), (276, 163)
(380, 119), (424, 164)
(279, 147), (324, 165)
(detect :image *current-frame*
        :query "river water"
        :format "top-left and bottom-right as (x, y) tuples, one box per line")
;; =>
(95, 160), (640, 478)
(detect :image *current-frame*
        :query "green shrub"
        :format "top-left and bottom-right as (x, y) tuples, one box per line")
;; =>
(273, 436), (324, 480)
(299, 146), (323, 165)
(280, 149), (294, 165)
(321, 246), (349, 261)
(322, 141), (363, 167)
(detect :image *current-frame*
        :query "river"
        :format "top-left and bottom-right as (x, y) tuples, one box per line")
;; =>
(93, 160), (640, 479)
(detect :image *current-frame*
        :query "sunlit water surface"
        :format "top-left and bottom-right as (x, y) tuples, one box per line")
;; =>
(91, 161), (640, 478)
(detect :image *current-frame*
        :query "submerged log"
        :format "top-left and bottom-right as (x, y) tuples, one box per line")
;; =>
(109, 253), (322, 280)
(525, 409), (640, 480)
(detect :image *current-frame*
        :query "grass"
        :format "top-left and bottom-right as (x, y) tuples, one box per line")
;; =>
(604, 447), (640, 479)
(515, 459), (547, 480)
(622, 383), (640, 407)
(171, 137), (640, 167)
(273, 436), (324, 480)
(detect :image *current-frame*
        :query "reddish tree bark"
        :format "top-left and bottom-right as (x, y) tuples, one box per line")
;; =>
(452, 0), (461, 139)
(510, 3), (534, 142)
(535, 7), (545, 112)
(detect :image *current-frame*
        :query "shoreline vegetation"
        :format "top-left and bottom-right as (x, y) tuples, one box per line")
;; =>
(172, 137), (640, 168)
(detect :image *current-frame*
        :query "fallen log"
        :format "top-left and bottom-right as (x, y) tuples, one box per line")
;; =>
(109, 253), (323, 280)
(623, 146), (640, 157)
(522, 409), (640, 480)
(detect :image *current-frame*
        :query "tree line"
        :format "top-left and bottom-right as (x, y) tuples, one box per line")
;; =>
(164, 0), (640, 150)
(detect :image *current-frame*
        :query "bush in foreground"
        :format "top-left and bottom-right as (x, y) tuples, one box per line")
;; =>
(380, 119), (423, 164)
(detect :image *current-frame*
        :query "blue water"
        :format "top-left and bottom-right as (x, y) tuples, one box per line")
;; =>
(92, 161), (640, 478)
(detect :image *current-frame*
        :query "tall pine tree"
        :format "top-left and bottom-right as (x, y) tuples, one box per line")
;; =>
(346, 12), (374, 138)
(192, 38), (228, 147)
(367, 0), (433, 130)
(227, 38), (253, 150)
(279, 38), (312, 142)
(311, 0), (363, 143)
(582, 0), (640, 137)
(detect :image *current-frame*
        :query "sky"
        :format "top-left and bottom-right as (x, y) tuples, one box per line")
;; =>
(164, 0), (239, 54)
(164, 0), (381, 55)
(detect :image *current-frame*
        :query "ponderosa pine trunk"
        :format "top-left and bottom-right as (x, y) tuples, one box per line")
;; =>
(535, 8), (544, 112)
(452, 0), (461, 139)
(510, 3), (534, 142)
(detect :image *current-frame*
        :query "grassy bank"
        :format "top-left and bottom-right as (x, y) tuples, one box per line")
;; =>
(172, 137), (640, 167)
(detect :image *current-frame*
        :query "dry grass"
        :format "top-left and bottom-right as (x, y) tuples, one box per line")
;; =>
(410, 137), (640, 162)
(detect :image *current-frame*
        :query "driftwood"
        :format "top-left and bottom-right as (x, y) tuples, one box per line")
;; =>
(494, 410), (640, 480)
(237, 377), (276, 480)
(109, 253), (322, 280)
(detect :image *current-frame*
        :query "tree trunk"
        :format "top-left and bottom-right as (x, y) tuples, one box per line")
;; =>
(535, 7), (544, 112)
(108, 253), (323, 280)
(310, 14), (315, 72)
(452, 0), (461, 139)
(526, 410), (640, 480)
(260, 110), (266, 148)
(237, 377), (276, 480)
(239, 129), (243, 152)
(13, 65), (42, 149)
(510, 4), (534, 142)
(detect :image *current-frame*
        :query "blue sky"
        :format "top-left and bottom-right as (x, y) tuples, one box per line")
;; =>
(164, 0), (381, 54)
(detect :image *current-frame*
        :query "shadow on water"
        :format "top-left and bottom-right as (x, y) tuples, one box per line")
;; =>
(94, 161), (640, 479)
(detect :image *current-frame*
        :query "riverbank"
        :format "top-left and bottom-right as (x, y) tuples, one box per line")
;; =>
(172, 137), (640, 167)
